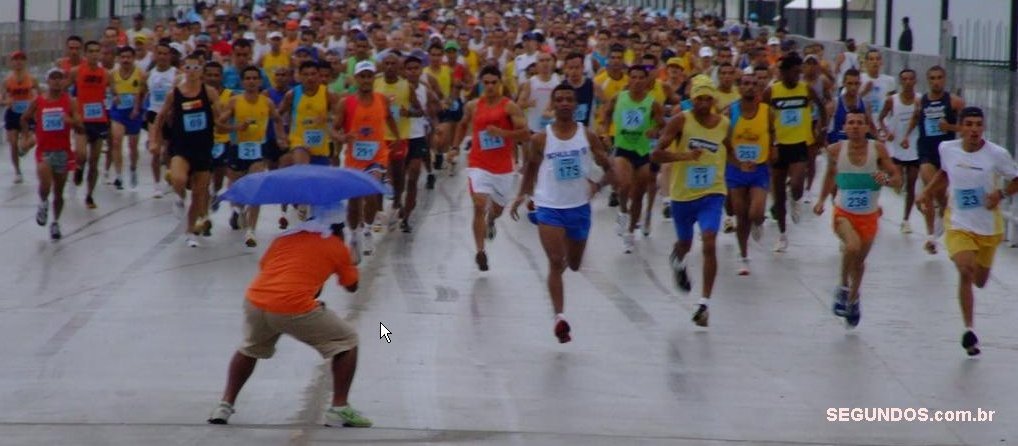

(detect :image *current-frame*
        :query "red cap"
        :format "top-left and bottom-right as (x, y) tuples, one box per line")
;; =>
(10, 51), (26, 60)
(285, 20), (299, 30)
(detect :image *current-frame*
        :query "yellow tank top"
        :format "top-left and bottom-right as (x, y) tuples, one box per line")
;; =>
(426, 65), (452, 98)
(595, 71), (629, 136)
(289, 85), (329, 156)
(261, 50), (290, 75)
(731, 102), (771, 164)
(233, 94), (271, 143)
(649, 80), (667, 105)
(214, 89), (233, 144)
(715, 89), (740, 110)
(770, 81), (812, 144)
(111, 67), (141, 111)
(670, 111), (730, 201)
(373, 77), (410, 140)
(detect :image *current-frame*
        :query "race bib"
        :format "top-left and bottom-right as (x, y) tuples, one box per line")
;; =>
(353, 141), (379, 160)
(449, 99), (460, 112)
(554, 156), (582, 181)
(574, 103), (589, 122)
(842, 189), (872, 212)
(151, 89), (168, 104)
(924, 117), (944, 137)
(736, 144), (760, 162)
(211, 143), (225, 159)
(479, 130), (504, 150)
(389, 104), (401, 120)
(183, 112), (207, 132)
(11, 101), (29, 114)
(303, 129), (324, 146)
(117, 94), (135, 110)
(780, 108), (801, 127)
(83, 102), (104, 120)
(237, 141), (263, 160)
(622, 109), (644, 130)
(685, 165), (716, 189)
(41, 110), (64, 132)
(954, 187), (984, 210)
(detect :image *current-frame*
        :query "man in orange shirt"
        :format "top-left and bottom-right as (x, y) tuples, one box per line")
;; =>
(207, 205), (373, 428)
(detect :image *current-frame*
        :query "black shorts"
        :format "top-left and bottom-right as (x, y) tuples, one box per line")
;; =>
(143, 110), (158, 131)
(917, 142), (942, 169)
(893, 158), (921, 168)
(773, 142), (809, 170)
(227, 142), (266, 172)
(170, 143), (213, 172)
(84, 122), (110, 143)
(262, 139), (286, 163)
(614, 147), (653, 171)
(4, 109), (23, 131)
(212, 142), (230, 168)
(406, 137), (430, 161)
(437, 99), (464, 123)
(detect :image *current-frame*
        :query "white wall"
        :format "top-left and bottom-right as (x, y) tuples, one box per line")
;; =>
(0, 0), (71, 22)
(815, 16), (871, 42)
(875, 0), (1010, 58)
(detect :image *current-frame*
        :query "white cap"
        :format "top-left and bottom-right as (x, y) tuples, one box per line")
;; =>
(354, 60), (376, 75)
(268, 31), (283, 39)
(767, 37), (781, 46)
(287, 11), (300, 20)
(300, 19), (312, 28)
(698, 46), (715, 58)
(243, 32), (255, 40)
(214, 8), (227, 16)
(168, 42), (186, 54)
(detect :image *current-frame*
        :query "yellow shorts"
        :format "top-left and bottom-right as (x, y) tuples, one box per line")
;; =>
(945, 230), (1003, 268)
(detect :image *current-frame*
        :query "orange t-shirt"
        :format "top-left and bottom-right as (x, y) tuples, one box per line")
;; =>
(246, 232), (359, 314)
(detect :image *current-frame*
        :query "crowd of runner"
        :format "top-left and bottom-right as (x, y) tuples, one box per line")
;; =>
(3, 0), (1017, 428)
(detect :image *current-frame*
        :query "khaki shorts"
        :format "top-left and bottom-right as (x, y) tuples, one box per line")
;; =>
(239, 300), (359, 360)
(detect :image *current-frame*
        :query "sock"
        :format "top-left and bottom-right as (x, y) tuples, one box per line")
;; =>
(698, 297), (709, 306)
(555, 313), (565, 321)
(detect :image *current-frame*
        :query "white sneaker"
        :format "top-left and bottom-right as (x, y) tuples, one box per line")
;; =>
(615, 212), (629, 236)
(153, 185), (164, 199)
(738, 257), (750, 276)
(934, 215), (945, 238)
(790, 200), (801, 224)
(371, 215), (384, 233)
(774, 234), (788, 252)
(174, 198), (186, 219)
(361, 230), (374, 255)
(348, 232), (363, 265)
(622, 232), (635, 253)
(751, 223), (763, 242)
(244, 229), (257, 247)
(900, 220), (913, 234)
(207, 401), (234, 425)
(186, 235), (200, 248)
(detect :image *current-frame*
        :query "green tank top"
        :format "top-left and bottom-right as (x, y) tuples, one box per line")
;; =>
(612, 90), (655, 155)
(329, 75), (347, 94)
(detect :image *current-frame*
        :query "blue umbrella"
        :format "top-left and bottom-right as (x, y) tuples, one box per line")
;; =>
(218, 164), (388, 206)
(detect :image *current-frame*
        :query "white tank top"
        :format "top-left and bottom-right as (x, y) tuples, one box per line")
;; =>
(887, 93), (918, 161)
(409, 83), (429, 139)
(533, 123), (594, 209)
(525, 74), (561, 133)
(147, 66), (178, 113)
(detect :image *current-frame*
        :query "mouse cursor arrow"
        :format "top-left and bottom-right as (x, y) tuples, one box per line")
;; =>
(379, 322), (392, 343)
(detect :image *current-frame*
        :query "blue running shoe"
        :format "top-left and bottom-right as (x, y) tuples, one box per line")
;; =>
(833, 286), (849, 317)
(845, 300), (861, 328)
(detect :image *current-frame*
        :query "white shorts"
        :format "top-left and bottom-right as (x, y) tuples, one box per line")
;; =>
(467, 168), (515, 207)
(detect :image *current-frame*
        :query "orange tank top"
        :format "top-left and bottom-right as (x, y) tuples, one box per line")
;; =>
(342, 93), (389, 169)
(469, 97), (514, 174)
(75, 63), (109, 123)
(5, 74), (34, 114)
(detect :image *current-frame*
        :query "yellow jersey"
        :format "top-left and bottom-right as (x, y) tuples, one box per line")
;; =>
(111, 66), (142, 112)
(730, 101), (771, 164)
(594, 70), (629, 136)
(260, 50), (291, 76)
(770, 81), (813, 145)
(289, 85), (330, 156)
(670, 111), (730, 201)
(214, 89), (232, 144)
(426, 65), (452, 98)
(233, 94), (271, 143)
(373, 77), (411, 140)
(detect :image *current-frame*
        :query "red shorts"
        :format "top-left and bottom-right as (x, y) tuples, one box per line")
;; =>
(833, 207), (881, 243)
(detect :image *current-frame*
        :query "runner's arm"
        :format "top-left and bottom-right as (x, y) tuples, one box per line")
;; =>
(650, 113), (695, 163)
(597, 96), (616, 135)
(874, 141), (903, 188)
(68, 98), (84, 133)
(876, 96), (894, 136)
(451, 99), (475, 150)
(509, 132), (545, 221)
(500, 101), (531, 141)
(815, 143), (840, 207)
(18, 100), (35, 129)
(266, 102), (288, 148)
(380, 95), (400, 139)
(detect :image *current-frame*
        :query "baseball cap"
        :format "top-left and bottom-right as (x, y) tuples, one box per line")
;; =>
(444, 40), (460, 51)
(285, 20), (299, 30)
(354, 60), (376, 75)
(665, 57), (684, 68)
(767, 37), (781, 46)
(698, 46), (714, 58)
(300, 19), (312, 28)
(133, 34), (148, 44)
(803, 54), (819, 63)
(214, 9), (227, 17)
(268, 31), (283, 39)
(690, 80), (717, 99)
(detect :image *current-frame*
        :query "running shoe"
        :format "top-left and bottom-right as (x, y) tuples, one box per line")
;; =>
(475, 251), (489, 271)
(324, 405), (373, 428)
(554, 318), (572, 343)
(202, 219), (212, 237)
(207, 401), (235, 425)
(723, 216), (735, 233)
(845, 300), (861, 328)
(900, 220), (913, 234)
(737, 257), (750, 276)
(608, 191), (619, 207)
(662, 205), (671, 220)
(425, 173), (436, 190)
(400, 219), (412, 233)
(278, 216), (289, 230)
(961, 330), (980, 356)
(229, 210), (241, 230)
(924, 239), (937, 255)
(790, 199), (801, 224)
(670, 252), (692, 293)
(615, 212), (629, 236)
(36, 201), (48, 226)
(73, 168), (83, 186)
(186, 235), (200, 248)
(49, 222), (61, 241)
(486, 219), (496, 240)
(751, 223), (763, 242)
(833, 286), (849, 317)
(153, 185), (164, 199)
(371, 216), (384, 233)
(622, 232), (635, 253)
(692, 304), (709, 327)
(774, 234), (788, 252)
(361, 231), (374, 255)
(114, 178), (123, 190)
(244, 230), (257, 247)
(85, 195), (97, 209)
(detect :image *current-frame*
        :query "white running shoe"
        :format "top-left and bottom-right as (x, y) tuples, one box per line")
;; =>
(934, 215), (945, 238)
(790, 199), (802, 224)
(244, 229), (257, 248)
(207, 401), (235, 425)
(900, 220), (913, 234)
(751, 223), (763, 242)
(361, 230), (374, 255)
(622, 232), (635, 253)
(738, 257), (750, 276)
(774, 234), (788, 252)
(186, 235), (200, 248)
(615, 212), (629, 236)
(153, 184), (164, 199)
